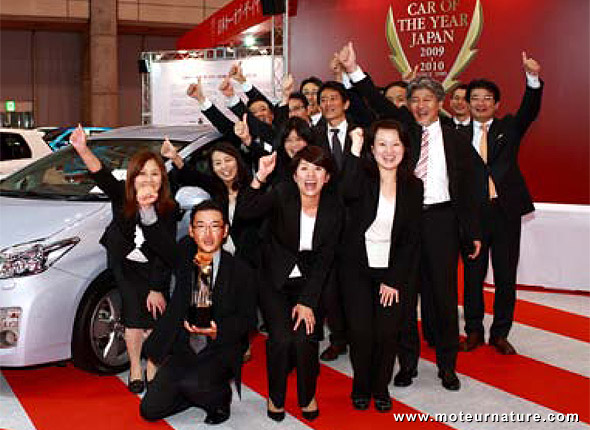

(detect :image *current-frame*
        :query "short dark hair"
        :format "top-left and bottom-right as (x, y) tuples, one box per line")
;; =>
(450, 83), (468, 97)
(317, 81), (349, 103)
(382, 80), (408, 95)
(466, 79), (501, 102)
(364, 119), (413, 180)
(290, 145), (334, 179)
(279, 117), (315, 147)
(190, 199), (227, 225)
(288, 92), (309, 108)
(300, 76), (323, 92)
(246, 96), (272, 111)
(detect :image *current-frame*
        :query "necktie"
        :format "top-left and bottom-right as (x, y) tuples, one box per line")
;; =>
(479, 124), (497, 199)
(414, 128), (429, 184)
(331, 128), (343, 169)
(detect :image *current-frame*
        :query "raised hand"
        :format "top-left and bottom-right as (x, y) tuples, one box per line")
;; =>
(330, 53), (344, 81)
(403, 64), (419, 82)
(282, 73), (295, 97)
(229, 61), (246, 83)
(137, 184), (158, 208)
(338, 41), (358, 74)
(70, 124), (87, 150)
(234, 113), (252, 146)
(219, 76), (235, 98)
(160, 136), (177, 160)
(349, 127), (364, 157)
(522, 51), (540, 76)
(256, 152), (277, 183)
(187, 77), (205, 103)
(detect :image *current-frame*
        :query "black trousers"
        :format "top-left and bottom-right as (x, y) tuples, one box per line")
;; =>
(341, 265), (402, 399)
(260, 278), (319, 408)
(399, 204), (460, 372)
(317, 269), (348, 346)
(462, 200), (522, 339)
(140, 350), (232, 421)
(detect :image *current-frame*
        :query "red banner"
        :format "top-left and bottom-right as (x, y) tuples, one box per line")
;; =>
(177, 0), (297, 50)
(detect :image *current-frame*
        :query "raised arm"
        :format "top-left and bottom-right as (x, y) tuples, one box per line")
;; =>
(514, 51), (544, 141)
(70, 125), (101, 173)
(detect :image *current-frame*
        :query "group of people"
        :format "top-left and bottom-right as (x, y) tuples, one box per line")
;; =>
(70, 39), (543, 425)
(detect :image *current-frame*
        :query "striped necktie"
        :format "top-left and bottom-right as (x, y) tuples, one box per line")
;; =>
(415, 127), (429, 184)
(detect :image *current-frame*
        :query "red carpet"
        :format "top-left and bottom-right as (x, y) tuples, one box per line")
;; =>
(2, 365), (173, 430)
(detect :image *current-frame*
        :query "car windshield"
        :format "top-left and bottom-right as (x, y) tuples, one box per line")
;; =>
(0, 138), (188, 200)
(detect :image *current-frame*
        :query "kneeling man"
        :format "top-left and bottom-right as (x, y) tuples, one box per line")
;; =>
(140, 200), (255, 425)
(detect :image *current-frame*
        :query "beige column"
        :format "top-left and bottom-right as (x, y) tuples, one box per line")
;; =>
(89, 0), (118, 127)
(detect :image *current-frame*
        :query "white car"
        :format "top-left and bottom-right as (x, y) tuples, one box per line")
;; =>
(0, 125), (220, 373)
(0, 128), (52, 179)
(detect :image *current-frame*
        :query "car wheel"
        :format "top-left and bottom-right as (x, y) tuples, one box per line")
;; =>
(72, 272), (129, 374)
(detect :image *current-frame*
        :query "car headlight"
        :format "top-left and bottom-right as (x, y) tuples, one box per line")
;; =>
(0, 237), (80, 279)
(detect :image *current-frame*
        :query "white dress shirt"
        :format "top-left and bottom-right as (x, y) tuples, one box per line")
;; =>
(422, 120), (451, 204)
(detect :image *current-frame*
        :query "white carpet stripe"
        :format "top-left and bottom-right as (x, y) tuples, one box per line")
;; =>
(0, 370), (37, 430)
(320, 340), (587, 430)
(458, 307), (590, 377)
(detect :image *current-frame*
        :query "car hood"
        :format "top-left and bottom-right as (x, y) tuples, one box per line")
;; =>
(0, 197), (106, 249)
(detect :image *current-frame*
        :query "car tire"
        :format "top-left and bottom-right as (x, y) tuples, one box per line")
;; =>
(72, 271), (129, 374)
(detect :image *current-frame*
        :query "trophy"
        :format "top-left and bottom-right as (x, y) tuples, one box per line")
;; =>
(187, 259), (213, 328)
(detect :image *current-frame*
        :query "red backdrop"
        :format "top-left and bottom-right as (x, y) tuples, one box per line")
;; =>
(289, 0), (589, 204)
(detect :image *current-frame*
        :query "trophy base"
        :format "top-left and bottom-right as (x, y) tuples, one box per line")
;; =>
(187, 305), (212, 328)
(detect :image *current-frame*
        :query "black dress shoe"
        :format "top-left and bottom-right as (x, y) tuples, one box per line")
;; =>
(267, 409), (286, 422)
(393, 368), (418, 387)
(320, 344), (347, 361)
(489, 336), (517, 355)
(128, 377), (145, 394)
(460, 332), (485, 352)
(204, 406), (230, 425)
(374, 397), (392, 413)
(438, 369), (460, 391)
(352, 396), (371, 410)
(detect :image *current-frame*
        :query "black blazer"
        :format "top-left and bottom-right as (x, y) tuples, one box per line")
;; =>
(236, 181), (344, 308)
(90, 167), (178, 290)
(312, 119), (357, 178)
(466, 81), (543, 218)
(339, 154), (423, 289)
(143, 239), (256, 394)
(353, 75), (481, 241)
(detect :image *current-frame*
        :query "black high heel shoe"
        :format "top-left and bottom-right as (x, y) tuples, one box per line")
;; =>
(128, 376), (145, 394)
(267, 400), (285, 422)
(302, 409), (319, 420)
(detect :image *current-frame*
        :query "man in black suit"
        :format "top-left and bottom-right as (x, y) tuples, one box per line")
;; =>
(310, 80), (353, 362)
(339, 41), (481, 391)
(460, 52), (543, 355)
(140, 200), (255, 425)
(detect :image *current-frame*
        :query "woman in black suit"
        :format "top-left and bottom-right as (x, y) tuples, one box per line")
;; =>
(236, 146), (343, 422)
(70, 126), (178, 393)
(162, 139), (260, 265)
(339, 119), (423, 412)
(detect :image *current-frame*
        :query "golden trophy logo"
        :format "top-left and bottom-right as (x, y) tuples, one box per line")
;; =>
(386, 0), (483, 92)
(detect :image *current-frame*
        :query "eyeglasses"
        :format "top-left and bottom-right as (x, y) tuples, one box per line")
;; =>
(470, 95), (495, 102)
(193, 223), (224, 233)
(302, 90), (318, 96)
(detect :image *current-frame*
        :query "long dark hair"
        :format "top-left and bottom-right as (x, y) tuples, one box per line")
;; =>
(278, 117), (316, 155)
(124, 150), (175, 219)
(207, 141), (251, 192)
(362, 119), (413, 181)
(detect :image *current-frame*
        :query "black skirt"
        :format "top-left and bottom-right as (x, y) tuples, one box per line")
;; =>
(111, 258), (168, 329)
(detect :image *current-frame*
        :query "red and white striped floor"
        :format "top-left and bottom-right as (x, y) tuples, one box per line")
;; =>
(2, 285), (589, 430)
